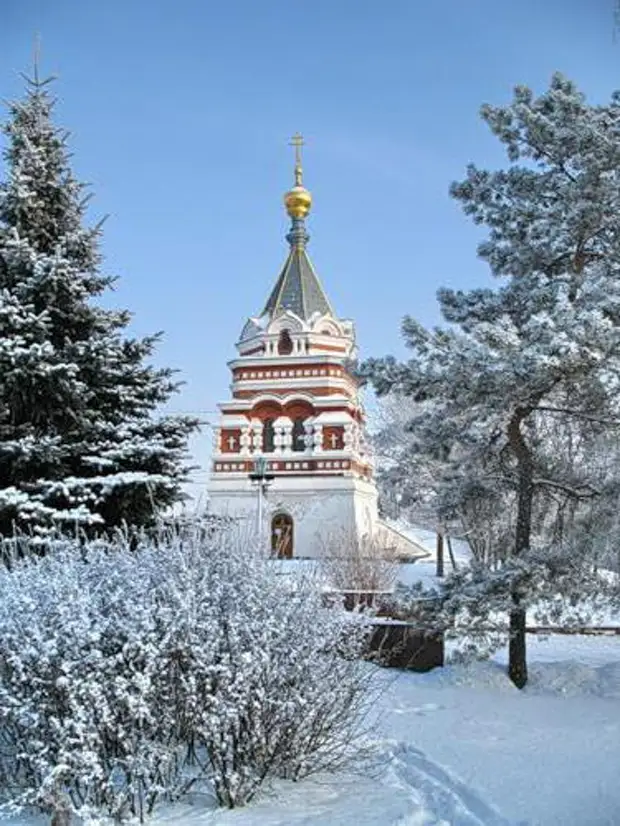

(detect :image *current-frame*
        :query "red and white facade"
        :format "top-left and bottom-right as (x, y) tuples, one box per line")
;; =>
(208, 310), (379, 557)
(207, 152), (380, 557)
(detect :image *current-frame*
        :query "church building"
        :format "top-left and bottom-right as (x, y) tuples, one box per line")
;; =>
(208, 136), (409, 559)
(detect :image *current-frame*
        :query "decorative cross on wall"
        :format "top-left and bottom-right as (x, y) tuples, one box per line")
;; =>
(227, 435), (237, 450)
(330, 432), (340, 449)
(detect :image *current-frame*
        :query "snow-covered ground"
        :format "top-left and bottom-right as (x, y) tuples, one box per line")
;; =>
(6, 634), (620, 826)
(393, 523), (473, 591)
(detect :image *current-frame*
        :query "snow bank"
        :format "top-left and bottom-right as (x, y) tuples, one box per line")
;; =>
(527, 660), (620, 698)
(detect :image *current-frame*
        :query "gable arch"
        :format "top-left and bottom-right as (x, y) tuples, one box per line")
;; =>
(251, 399), (283, 420)
(267, 312), (305, 335)
(310, 314), (343, 337)
(283, 398), (315, 419)
(249, 394), (317, 423)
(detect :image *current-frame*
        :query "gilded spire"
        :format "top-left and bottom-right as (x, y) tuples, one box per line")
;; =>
(284, 132), (312, 223)
(261, 135), (335, 320)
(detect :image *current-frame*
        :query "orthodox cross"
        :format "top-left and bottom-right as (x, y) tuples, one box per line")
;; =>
(289, 132), (304, 186)
(227, 435), (237, 450)
(330, 432), (340, 449)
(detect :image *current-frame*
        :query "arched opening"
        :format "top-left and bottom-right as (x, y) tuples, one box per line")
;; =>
(291, 417), (307, 452)
(278, 329), (294, 355)
(284, 400), (314, 455)
(271, 512), (294, 559)
(263, 418), (276, 453)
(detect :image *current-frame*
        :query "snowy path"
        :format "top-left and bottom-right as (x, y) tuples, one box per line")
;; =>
(384, 742), (514, 826)
(6, 635), (620, 825)
(379, 668), (620, 825)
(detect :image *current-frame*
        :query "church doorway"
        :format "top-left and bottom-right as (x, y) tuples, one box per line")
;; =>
(271, 512), (294, 558)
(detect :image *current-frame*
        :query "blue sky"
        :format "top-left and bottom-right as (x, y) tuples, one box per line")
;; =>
(1, 0), (619, 490)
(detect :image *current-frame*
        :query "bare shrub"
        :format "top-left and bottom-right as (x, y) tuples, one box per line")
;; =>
(320, 526), (399, 595)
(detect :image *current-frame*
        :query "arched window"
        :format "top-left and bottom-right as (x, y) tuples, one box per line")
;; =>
(278, 329), (294, 355)
(263, 418), (275, 453)
(271, 512), (294, 558)
(291, 418), (306, 452)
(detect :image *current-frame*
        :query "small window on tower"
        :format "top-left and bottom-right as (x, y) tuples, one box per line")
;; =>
(263, 419), (276, 453)
(291, 418), (306, 452)
(278, 329), (294, 355)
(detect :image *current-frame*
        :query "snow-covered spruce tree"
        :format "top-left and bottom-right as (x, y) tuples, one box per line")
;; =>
(362, 74), (620, 688)
(0, 69), (198, 540)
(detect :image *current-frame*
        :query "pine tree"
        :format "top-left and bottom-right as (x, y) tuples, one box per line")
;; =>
(363, 74), (620, 688)
(0, 68), (199, 539)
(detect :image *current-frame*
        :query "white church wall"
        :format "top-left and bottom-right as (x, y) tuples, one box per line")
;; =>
(208, 474), (378, 559)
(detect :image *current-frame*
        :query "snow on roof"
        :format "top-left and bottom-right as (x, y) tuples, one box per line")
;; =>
(383, 520), (473, 591)
(313, 410), (351, 424)
(385, 520), (473, 566)
(220, 415), (252, 428)
(374, 520), (429, 560)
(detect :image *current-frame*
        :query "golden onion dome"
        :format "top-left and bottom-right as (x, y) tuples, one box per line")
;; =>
(284, 184), (312, 219)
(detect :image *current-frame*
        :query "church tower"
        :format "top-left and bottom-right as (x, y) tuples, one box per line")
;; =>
(207, 135), (379, 558)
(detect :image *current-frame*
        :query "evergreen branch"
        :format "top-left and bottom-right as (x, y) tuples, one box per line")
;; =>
(532, 477), (600, 499)
(93, 215), (110, 231)
(535, 406), (620, 426)
(18, 72), (57, 89)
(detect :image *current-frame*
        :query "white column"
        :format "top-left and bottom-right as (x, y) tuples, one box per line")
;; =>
(250, 419), (264, 454)
(304, 420), (315, 454)
(281, 419), (293, 453)
(239, 425), (252, 456)
(273, 423), (284, 455)
(273, 417), (292, 454)
(213, 427), (222, 454)
(343, 422), (355, 454)
(312, 423), (324, 454)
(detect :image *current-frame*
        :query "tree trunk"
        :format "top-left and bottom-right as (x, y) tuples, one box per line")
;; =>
(507, 406), (535, 689)
(446, 534), (457, 571)
(508, 600), (527, 689)
(51, 808), (71, 826)
(436, 530), (444, 578)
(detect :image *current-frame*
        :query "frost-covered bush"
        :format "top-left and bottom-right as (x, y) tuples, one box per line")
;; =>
(0, 524), (372, 821)
(0, 534), (183, 822)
